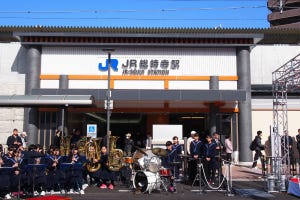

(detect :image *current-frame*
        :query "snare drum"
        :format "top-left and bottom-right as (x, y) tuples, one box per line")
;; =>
(147, 156), (161, 173)
(159, 168), (171, 176)
(124, 157), (133, 164)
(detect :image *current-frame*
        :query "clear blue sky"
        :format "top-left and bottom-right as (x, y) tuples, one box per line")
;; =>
(0, 0), (269, 28)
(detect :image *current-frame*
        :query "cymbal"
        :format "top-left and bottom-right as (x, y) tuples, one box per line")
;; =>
(179, 154), (191, 157)
(152, 147), (167, 157)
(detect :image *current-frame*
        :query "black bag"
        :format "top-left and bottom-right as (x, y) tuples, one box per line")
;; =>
(249, 139), (256, 151)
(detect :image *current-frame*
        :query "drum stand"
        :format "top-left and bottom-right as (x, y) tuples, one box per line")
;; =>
(158, 176), (169, 192)
(191, 159), (204, 194)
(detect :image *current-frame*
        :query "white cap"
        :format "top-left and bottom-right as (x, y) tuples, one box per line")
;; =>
(191, 130), (197, 135)
(125, 133), (131, 137)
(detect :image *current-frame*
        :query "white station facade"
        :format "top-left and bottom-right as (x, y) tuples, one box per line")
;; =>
(0, 26), (300, 163)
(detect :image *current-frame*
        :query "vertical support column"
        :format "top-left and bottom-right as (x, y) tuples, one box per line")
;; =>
(59, 75), (69, 89)
(236, 47), (252, 163)
(209, 76), (219, 135)
(58, 75), (69, 136)
(23, 46), (41, 145)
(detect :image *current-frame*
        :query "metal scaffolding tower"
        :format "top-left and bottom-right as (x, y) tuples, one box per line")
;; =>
(270, 53), (300, 191)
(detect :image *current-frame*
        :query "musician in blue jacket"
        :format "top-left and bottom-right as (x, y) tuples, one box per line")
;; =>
(66, 146), (84, 194)
(165, 140), (180, 179)
(2, 145), (20, 199)
(25, 144), (47, 196)
(188, 133), (203, 184)
(203, 135), (217, 184)
(46, 147), (65, 193)
(99, 146), (114, 190)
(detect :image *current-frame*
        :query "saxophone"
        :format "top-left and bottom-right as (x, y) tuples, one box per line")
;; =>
(85, 137), (102, 173)
(108, 136), (124, 172)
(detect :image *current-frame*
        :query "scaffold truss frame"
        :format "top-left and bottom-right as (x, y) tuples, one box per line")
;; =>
(271, 53), (300, 191)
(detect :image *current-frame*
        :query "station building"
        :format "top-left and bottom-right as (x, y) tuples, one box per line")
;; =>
(0, 26), (299, 163)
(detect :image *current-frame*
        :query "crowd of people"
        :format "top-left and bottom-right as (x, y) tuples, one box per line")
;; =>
(3, 126), (300, 198)
(1, 128), (117, 199)
(251, 129), (300, 174)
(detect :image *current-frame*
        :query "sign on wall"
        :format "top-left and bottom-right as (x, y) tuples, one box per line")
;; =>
(41, 47), (237, 76)
(87, 124), (97, 138)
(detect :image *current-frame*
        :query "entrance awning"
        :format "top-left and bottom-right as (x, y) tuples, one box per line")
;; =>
(0, 95), (94, 106)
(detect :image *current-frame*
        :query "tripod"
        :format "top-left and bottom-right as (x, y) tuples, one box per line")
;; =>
(192, 159), (204, 194)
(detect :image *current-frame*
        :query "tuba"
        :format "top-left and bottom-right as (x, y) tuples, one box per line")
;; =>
(85, 137), (102, 173)
(60, 135), (71, 156)
(77, 137), (89, 156)
(108, 136), (124, 171)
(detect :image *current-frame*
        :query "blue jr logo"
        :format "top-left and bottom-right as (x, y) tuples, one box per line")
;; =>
(98, 59), (119, 71)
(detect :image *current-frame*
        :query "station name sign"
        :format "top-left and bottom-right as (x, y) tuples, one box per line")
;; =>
(122, 59), (180, 75)
(99, 58), (180, 76)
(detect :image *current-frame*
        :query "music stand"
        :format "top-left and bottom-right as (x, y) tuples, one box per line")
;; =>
(26, 164), (47, 197)
(191, 159), (204, 194)
(60, 163), (83, 194)
(0, 167), (15, 199)
(60, 163), (73, 195)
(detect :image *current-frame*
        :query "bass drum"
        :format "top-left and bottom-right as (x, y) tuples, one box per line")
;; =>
(133, 171), (161, 193)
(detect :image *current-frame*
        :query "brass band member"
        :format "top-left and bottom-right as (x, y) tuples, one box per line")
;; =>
(46, 147), (65, 193)
(66, 146), (85, 194)
(203, 135), (217, 184)
(188, 133), (203, 184)
(2, 145), (20, 199)
(26, 144), (46, 196)
(172, 136), (182, 179)
(99, 146), (114, 190)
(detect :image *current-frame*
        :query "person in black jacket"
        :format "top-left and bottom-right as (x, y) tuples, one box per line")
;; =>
(296, 129), (300, 158)
(6, 128), (23, 149)
(251, 130), (265, 169)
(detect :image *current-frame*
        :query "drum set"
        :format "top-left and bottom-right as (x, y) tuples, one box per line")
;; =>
(124, 149), (173, 193)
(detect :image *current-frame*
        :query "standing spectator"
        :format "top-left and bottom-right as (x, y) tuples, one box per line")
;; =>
(134, 132), (144, 148)
(251, 130), (265, 169)
(144, 132), (152, 150)
(124, 133), (134, 157)
(70, 129), (82, 147)
(281, 130), (294, 167)
(20, 131), (28, 149)
(212, 132), (224, 157)
(53, 130), (62, 149)
(187, 131), (196, 155)
(224, 135), (233, 162)
(6, 128), (23, 149)
(296, 129), (300, 158)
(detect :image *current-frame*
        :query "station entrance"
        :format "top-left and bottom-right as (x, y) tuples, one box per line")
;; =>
(37, 109), (235, 149)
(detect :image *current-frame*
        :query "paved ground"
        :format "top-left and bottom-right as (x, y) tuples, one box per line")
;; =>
(6, 164), (300, 199)
(67, 165), (299, 200)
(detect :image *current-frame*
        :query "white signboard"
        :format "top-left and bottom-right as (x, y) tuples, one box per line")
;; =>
(87, 124), (97, 138)
(152, 124), (182, 148)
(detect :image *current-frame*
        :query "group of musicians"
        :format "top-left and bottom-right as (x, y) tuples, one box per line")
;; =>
(0, 129), (224, 199)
